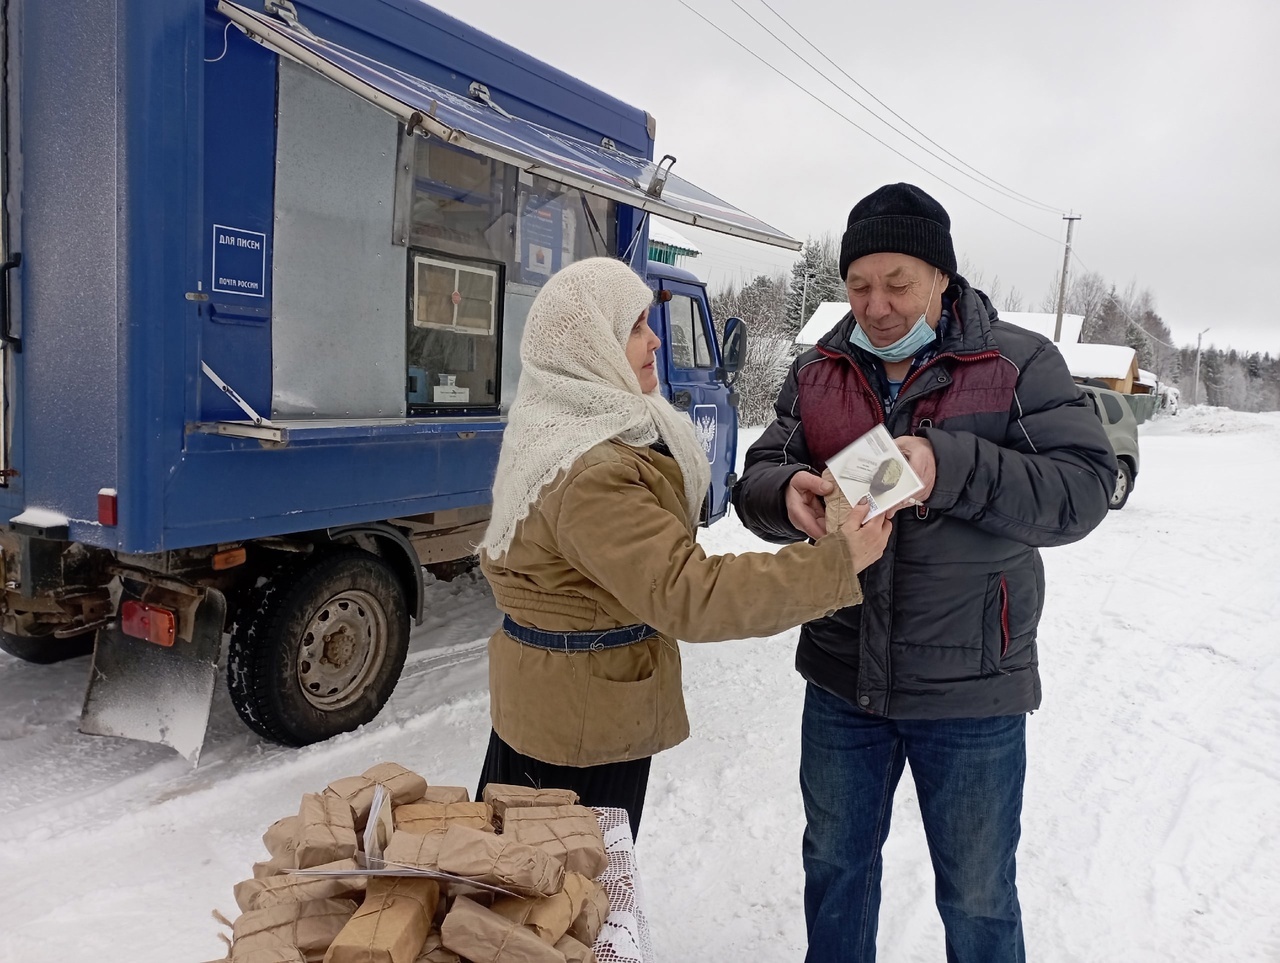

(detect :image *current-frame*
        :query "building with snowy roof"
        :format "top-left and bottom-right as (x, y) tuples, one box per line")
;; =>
(998, 311), (1085, 344)
(795, 302), (851, 346)
(648, 219), (701, 266)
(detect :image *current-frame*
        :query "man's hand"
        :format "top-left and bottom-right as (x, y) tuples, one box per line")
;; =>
(896, 436), (937, 502)
(786, 471), (833, 541)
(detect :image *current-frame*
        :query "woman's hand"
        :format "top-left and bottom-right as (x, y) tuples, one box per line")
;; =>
(839, 499), (892, 574)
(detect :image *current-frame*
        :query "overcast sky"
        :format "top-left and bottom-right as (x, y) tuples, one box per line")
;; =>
(429, 0), (1280, 356)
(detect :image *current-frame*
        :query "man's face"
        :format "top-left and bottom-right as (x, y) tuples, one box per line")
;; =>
(845, 252), (946, 348)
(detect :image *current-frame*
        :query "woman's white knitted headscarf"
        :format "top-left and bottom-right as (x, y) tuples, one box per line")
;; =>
(479, 257), (712, 560)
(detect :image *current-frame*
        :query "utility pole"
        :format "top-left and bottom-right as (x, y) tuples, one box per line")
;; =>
(1193, 327), (1210, 406)
(1054, 213), (1082, 343)
(800, 270), (813, 324)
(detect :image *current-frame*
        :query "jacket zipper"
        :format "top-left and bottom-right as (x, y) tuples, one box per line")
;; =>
(899, 349), (1003, 521)
(999, 574), (1011, 658)
(815, 344), (886, 425)
(898, 348), (1003, 402)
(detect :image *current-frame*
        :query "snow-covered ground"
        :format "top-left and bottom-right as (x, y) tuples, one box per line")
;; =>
(1, 407), (1278, 962)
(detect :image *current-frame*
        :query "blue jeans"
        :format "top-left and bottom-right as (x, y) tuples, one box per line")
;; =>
(800, 683), (1026, 963)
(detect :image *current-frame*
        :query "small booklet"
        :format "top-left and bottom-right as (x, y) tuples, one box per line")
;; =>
(826, 424), (925, 522)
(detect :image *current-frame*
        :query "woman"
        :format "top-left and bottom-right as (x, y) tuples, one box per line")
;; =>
(476, 257), (889, 836)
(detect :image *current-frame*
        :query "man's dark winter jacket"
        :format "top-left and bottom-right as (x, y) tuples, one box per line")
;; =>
(733, 280), (1117, 719)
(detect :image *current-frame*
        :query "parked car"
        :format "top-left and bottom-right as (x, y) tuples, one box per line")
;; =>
(1080, 383), (1140, 509)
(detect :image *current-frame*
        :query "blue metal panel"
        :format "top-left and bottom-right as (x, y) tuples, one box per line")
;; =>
(200, 16), (277, 421)
(113, 0), (207, 553)
(294, 0), (653, 156)
(11, 0), (122, 536)
(155, 424), (502, 547)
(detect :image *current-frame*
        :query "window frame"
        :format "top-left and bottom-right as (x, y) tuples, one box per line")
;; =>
(411, 254), (499, 337)
(667, 293), (714, 370)
(405, 248), (505, 417)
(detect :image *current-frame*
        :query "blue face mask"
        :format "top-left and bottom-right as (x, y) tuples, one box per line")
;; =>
(849, 270), (939, 363)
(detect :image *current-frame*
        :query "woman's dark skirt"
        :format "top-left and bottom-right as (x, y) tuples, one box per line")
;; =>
(476, 729), (652, 838)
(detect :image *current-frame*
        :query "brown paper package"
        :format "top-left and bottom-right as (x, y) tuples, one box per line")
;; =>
(230, 938), (309, 963)
(393, 802), (494, 836)
(235, 859), (368, 912)
(417, 786), (471, 805)
(501, 807), (608, 880)
(821, 468), (854, 533)
(561, 874), (609, 946)
(436, 825), (565, 898)
(552, 935), (596, 963)
(254, 854), (299, 879)
(414, 932), (461, 963)
(440, 896), (567, 963)
(232, 897), (358, 963)
(481, 785), (579, 829)
(488, 889), (574, 945)
(383, 829), (448, 871)
(263, 816), (300, 859)
(293, 794), (359, 869)
(325, 763), (429, 830)
(323, 876), (440, 963)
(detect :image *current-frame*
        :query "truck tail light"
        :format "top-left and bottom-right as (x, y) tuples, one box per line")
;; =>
(121, 601), (176, 647)
(98, 488), (119, 526)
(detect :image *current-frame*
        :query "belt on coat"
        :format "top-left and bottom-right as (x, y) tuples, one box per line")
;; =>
(501, 614), (657, 652)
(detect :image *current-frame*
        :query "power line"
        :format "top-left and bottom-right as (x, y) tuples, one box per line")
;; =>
(732, 0), (1065, 216)
(1068, 249), (1180, 349)
(670, 0), (1067, 248)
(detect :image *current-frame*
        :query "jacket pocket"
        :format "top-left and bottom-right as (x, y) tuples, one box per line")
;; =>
(581, 670), (661, 763)
(982, 561), (1042, 674)
(980, 573), (1006, 676)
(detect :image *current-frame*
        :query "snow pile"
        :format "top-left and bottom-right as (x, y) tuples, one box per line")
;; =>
(1144, 404), (1279, 436)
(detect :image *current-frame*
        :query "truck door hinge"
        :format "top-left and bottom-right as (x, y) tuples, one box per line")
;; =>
(263, 0), (316, 38)
(469, 82), (513, 120)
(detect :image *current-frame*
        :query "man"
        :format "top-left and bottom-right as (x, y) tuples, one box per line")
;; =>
(733, 183), (1116, 963)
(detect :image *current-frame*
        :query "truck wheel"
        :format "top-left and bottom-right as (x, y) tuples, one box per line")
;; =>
(227, 550), (410, 746)
(0, 628), (95, 664)
(1110, 462), (1133, 510)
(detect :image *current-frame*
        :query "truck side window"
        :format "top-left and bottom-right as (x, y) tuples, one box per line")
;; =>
(668, 295), (713, 369)
(403, 139), (619, 411)
(407, 252), (500, 410)
(411, 140), (513, 265)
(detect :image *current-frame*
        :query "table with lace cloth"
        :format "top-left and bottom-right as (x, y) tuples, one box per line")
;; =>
(591, 807), (655, 963)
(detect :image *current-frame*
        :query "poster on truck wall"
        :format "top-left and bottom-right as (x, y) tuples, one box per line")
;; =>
(517, 192), (564, 285)
(211, 224), (268, 298)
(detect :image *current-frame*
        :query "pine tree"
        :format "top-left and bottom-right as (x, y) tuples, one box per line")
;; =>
(784, 234), (843, 330)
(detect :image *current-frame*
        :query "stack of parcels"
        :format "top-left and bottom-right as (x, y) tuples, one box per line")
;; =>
(218, 765), (614, 963)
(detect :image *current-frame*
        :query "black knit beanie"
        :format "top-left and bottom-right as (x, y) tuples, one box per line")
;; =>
(838, 183), (957, 280)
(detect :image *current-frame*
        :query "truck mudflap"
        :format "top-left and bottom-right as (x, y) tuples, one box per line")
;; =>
(80, 584), (227, 764)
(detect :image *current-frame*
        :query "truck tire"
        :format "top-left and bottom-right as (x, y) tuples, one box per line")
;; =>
(1110, 461), (1133, 510)
(0, 628), (95, 664)
(227, 550), (410, 746)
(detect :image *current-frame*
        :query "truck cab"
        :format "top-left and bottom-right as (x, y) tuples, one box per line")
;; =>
(646, 261), (741, 524)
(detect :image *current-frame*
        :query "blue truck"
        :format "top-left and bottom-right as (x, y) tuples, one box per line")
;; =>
(0, 0), (798, 760)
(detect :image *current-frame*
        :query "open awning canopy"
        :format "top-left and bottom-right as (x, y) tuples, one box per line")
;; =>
(218, 2), (801, 251)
